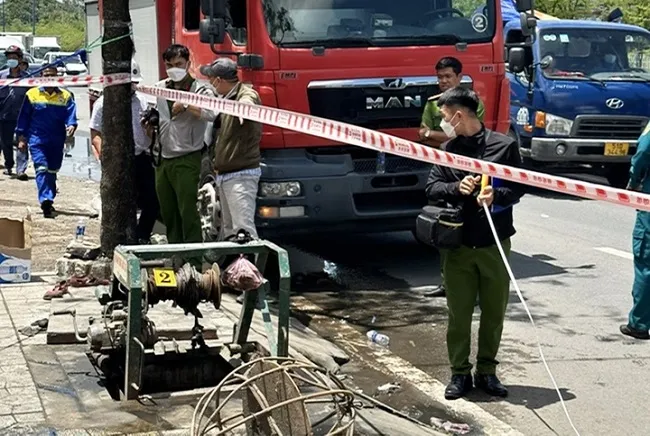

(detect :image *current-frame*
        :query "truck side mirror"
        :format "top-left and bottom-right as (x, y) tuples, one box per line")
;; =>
(519, 11), (537, 38)
(200, 0), (227, 18)
(237, 54), (264, 70)
(200, 18), (226, 44)
(508, 47), (526, 73)
(515, 0), (533, 12)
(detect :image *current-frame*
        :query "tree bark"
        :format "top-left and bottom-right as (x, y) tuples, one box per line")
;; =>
(99, 0), (137, 256)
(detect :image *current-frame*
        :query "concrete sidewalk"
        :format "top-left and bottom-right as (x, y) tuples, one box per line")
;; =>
(0, 276), (456, 435)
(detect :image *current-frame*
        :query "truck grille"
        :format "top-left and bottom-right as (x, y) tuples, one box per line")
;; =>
(307, 76), (473, 131)
(573, 116), (649, 140)
(353, 155), (431, 174)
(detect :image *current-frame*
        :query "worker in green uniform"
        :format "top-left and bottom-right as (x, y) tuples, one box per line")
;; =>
(420, 57), (485, 298)
(622, 121), (650, 340)
(148, 44), (216, 245)
(425, 87), (524, 400)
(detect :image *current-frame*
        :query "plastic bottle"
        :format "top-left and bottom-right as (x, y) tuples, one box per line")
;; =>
(376, 152), (386, 174)
(367, 330), (390, 346)
(75, 218), (86, 241)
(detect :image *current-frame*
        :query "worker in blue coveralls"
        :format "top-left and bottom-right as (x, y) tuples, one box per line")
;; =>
(15, 64), (77, 218)
(622, 122), (650, 340)
(0, 45), (29, 178)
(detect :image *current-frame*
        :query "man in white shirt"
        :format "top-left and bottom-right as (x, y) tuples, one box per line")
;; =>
(89, 59), (160, 243)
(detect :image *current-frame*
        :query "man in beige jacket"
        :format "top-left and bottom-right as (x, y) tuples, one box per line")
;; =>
(200, 58), (262, 240)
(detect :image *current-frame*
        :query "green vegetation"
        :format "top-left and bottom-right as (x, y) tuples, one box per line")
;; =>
(0, 0), (85, 51)
(536, 0), (650, 29)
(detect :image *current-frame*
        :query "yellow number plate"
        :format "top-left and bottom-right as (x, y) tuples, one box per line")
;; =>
(152, 268), (177, 287)
(604, 142), (629, 156)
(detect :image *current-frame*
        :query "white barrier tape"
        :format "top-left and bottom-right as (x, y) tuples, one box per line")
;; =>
(13, 73), (649, 212)
(483, 201), (580, 435)
(0, 73), (131, 87)
(135, 83), (650, 212)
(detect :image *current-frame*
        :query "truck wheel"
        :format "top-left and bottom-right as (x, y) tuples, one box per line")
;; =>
(197, 151), (221, 242)
(605, 164), (630, 189)
(509, 128), (540, 169)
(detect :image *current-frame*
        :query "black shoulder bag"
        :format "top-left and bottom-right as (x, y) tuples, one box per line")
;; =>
(415, 204), (464, 249)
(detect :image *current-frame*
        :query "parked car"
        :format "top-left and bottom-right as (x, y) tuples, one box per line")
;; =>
(42, 52), (88, 76)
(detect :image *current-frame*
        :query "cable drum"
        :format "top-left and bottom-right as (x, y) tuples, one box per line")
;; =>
(146, 263), (222, 318)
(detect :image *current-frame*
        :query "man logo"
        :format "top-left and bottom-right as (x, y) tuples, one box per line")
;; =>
(605, 98), (624, 109)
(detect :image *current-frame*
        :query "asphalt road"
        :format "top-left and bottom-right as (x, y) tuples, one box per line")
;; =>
(69, 86), (645, 434)
(283, 177), (644, 436)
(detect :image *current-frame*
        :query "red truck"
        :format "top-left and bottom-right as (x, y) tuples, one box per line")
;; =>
(85, 0), (535, 238)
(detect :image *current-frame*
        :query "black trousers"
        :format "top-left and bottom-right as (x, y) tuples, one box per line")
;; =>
(135, 153), (160, 241)
(0, 121), (16, 171)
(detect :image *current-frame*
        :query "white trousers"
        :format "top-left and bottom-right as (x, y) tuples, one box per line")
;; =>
(218, 174), (260, 240)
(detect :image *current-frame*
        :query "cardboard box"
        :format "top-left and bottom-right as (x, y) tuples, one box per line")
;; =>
(0, 214), (32, 284)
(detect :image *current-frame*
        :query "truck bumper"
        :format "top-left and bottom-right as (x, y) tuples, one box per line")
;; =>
(255, 148), (430, 236)
(522, 137), (636, 163)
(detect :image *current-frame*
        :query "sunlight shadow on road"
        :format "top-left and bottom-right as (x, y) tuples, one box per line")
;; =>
(471, 384), (577, 410)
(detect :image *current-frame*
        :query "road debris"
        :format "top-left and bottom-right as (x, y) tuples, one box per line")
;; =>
(430, 417), (471, 435)
(376, 382), (401, 395)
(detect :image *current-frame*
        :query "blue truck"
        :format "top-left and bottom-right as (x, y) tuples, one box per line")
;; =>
(504, 17), (650, 187)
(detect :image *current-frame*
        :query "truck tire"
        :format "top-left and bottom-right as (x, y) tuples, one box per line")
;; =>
(197, 150), (221, 242)
(605, 164), (630, 189)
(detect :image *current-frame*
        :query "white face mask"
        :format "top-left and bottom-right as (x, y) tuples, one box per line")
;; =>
(440, 113), (460, 139)
(166, 67), (187, 82)
(6, 59), (19, 69)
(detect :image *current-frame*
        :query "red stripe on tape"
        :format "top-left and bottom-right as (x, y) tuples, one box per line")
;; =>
(129, 82), (650, 212)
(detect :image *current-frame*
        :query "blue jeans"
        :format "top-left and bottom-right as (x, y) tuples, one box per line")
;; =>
(16, 147), (29, 175)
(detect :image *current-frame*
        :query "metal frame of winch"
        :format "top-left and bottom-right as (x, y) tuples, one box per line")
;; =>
(110, 240), (291, 401)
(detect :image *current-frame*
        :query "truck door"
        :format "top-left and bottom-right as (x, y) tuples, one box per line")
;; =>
(505, 26), (534, 141)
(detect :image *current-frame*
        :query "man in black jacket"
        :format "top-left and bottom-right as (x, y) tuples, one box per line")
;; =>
(425, 87), (524, 400)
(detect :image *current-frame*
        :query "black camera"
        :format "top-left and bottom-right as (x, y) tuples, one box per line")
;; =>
(141, 107), (159, 127)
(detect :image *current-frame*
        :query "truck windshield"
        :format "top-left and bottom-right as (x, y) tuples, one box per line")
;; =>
(54, 55), (84, 65)
(33, 47), (59, 60)
(262, 0), (496, 48)
(539, 28), (650, 82)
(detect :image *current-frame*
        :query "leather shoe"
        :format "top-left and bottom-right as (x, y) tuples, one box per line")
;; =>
(474, 373), (508, 397)
(620, 324), (650, 340)
(444, 374), (473, 400)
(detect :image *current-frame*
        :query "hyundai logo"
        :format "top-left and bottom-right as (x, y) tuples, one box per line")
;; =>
(606, 98), (624, 109)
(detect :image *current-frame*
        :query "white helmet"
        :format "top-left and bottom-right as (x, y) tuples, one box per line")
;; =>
(131, 59), (143, 83)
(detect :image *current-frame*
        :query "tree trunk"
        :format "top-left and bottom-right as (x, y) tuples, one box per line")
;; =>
(99, 0), (137, 256)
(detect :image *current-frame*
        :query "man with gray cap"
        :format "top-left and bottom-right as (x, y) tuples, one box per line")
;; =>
(201, 57), (262, 239)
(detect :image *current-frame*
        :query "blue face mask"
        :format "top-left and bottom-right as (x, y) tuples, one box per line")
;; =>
(6, 59), (18, 69)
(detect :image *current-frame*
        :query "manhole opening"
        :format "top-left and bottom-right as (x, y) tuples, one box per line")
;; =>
(88, 348), (236, 401)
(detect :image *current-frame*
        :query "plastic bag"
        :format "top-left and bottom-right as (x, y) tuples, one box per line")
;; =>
(222, 254), (264, 292)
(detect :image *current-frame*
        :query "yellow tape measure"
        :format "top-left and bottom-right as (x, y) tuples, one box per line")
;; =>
(152, 268), (177, 287)
(481, 174), (489, 190)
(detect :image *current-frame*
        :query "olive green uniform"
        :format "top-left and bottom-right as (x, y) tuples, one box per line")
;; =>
(421, 97), (485, 131)
(421, 96), (485, 291)
(154, 77), (216, 245)
(425, 128), (524, 375)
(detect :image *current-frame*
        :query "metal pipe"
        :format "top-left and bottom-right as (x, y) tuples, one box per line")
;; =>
(51, 309), (87, 343)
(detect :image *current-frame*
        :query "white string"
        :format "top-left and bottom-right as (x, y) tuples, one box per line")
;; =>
(481, 201), (581, 436)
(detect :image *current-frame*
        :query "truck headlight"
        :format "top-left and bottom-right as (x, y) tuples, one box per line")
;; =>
(259, 181), (301, 198)
(544, 113), (573, 136)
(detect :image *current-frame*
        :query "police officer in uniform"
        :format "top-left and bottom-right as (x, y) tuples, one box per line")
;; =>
(419, 56), (486, 298)
(425, 87), (524, 400)
(622, 122), (650, 340)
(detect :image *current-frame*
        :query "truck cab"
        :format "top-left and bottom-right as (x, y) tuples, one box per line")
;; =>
(189, 0), (528, 238)
(505, 18), (650, 187)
